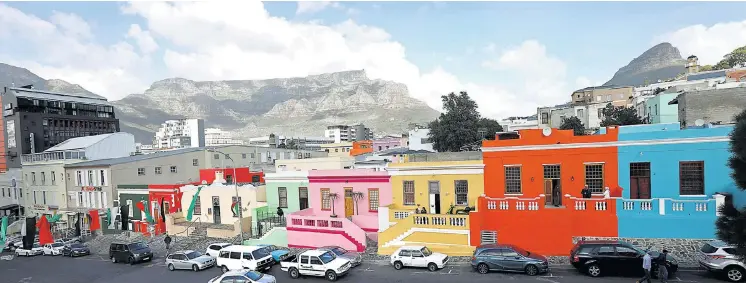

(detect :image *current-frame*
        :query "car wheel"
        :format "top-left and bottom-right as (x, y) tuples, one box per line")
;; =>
(221, 266), (229, 273)
(127, 257), (135, 265)
(427, 263), (438, 272)
(587, 264), (601, 277)
(477, 263), (489, 274)
(111, 256), (117, 263)
(525, 264), (539, 276)
(168, 264), (175, 271)
(726, 266), (745, 282)
(393, 261), (403, 270)
(326, 270), (338, 281)
(192, 264), (199, 272)
(289, 267), (300, 279)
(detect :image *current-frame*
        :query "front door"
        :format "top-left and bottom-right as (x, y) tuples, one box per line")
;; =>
(299, 187), (309, 210)
(543, 165), (561, 205)
(212, 196), (221, 224)
(428, 181), (440, 214)
(163, 201), (170, 214)
(543, 180), (553, 205)
(344, 188), (354, 217)
(630, 162), (651, 199)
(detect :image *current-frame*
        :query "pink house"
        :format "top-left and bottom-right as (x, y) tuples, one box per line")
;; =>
(372, 137), (405, 152)
(286, 169), (391, 252)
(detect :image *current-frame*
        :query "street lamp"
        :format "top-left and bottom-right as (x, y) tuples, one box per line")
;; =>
(206, 148), (243, 243)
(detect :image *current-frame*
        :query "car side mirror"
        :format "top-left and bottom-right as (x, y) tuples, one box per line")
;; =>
(515, 256), (521, 259)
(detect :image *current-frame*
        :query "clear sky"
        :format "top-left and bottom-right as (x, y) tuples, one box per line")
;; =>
(1, 1), (745, 119)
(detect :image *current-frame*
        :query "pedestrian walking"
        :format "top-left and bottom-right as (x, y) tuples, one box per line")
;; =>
(637, 252), (652, 283)
(164, 233), (172, 251)
(657, 250), (669, 283)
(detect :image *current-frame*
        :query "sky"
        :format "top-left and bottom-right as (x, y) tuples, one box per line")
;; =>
(1, 1), (746, 120)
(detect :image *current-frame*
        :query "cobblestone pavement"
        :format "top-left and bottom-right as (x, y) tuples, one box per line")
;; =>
(0, 252), (728, 283)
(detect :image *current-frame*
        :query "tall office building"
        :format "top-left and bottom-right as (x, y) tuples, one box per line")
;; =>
(324, 124), (373, 143)
(153, 119), (205, 149)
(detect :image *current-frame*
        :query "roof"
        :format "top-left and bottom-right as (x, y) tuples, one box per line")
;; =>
(172, 250), (195, 254)
(687, 70), (727, 81)
(45, 133), (117, 152)
(378, 149), (433, 156)
(300, 250), (332, 257)
(65, 147), (204, 168)
(573, 85), (632, 93)
(223, 245), (263, 252)
(398, 245), (425, 250)
(5, 87), (111, 106)
(210, 242), (233, 246)
(476, 244), (514, 249)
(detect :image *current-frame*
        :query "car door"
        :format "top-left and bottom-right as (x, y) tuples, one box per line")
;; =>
(309, 256), (326, 276)
(229, 252), (242, 270)
(179, 254), (193, 269)
(479, 249), (504, 271)
(43, 244), (50, 254)
(498, 248), (524, 271)
(242, 252), (255, 270)
(299, 255), (313, 275)
(396, 250), (413, 266)
(615, 246), (643, 275)
(220, 276), (238, 283)
(117, 244), (129, 262)
(207, 245), (219, 257)
(411, 250), (427, 268)
(593, 246), (618, 274)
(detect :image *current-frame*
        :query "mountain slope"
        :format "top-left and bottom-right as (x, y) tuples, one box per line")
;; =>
(604, 42), (687, 87)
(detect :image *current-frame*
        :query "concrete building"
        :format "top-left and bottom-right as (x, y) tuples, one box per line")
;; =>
(319, 142), (353, 157)
(0, 168), (23, 217)
(324, 124), (373, 143)
(644, 91), (680, 124)
(205, 128), (244, 146)
(154, 119), (205, 149)
(248, 135), (334, 151)
(571, 85), (634, 107)
(669, 87), (746, 127)
(371, 137), (405, 152)
(499, 116), (539, 132)
(177, 182), (265, 238)
(545, 102), (607, 130)
(407, 127), (434, 152)
(275, 156), (355, 171)
(2, 86), (120, 169)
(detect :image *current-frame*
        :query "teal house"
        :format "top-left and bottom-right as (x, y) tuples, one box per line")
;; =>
(259, 171), (309, 220)
(646, 91), (679, 124)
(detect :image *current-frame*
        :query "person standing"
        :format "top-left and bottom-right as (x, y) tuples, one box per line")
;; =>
(164, 233), (172, 251)
(581, 185), (592, 198)
(637, 252), (652, 283)
(657, 250), (669, 283)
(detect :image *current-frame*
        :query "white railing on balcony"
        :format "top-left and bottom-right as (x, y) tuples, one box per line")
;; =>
(484, 195), (544, 211)
(619, 195), (723, 216)
(22, 150), (86, 164)
(412, 215), (468, 228)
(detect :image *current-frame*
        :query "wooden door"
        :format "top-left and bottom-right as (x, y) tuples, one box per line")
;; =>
(344, 188), (354, 217)
(630, 177), (651, 199)
(299, 187), (309, 210)
(544, 180), (553, 204)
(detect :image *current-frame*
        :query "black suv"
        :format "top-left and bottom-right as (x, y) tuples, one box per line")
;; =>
(109, 242), (154, 264)
(570, 240), (678, 278)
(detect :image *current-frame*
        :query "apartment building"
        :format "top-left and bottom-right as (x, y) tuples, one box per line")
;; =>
(153, 118), (205, 149)
(324, 124), (373, 143)
(570, 85), (634, 107)
(0, 168), (23, 217)
(205, 128), (244, 146)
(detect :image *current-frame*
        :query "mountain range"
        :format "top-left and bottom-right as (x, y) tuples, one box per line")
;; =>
(603, 42), (688, 87)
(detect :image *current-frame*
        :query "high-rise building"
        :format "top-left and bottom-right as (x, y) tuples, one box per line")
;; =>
(1, 86), (120, 169)
(153, 119), (205, 149)
(324, 124), (373, 143)
(205, 128), (244, 146)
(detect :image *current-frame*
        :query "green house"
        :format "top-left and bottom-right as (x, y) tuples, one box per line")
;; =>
(264, 171), (310, 215)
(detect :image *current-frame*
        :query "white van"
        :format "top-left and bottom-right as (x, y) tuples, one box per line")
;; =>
(216, 245), (273, 273)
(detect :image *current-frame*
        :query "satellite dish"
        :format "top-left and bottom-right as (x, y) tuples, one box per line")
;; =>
(542, 127), (552, 137)
(695, 119), (705, 127)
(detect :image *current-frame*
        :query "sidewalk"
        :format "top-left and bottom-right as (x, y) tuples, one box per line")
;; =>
(363, 259), (704, 271)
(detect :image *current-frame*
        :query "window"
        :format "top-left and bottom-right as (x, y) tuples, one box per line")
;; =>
(541, 112), (548, 124)
(596, 246), (615, 256)
(310, 257), (322, 265)
(51, 171), (56, 185)
(42, 191), (47, 204)
(597, 108), (604, 119)
(616, 246), (640, 257)
(88, 170), (94, 186)
(229, 252), (241, 259)
(501, 249), (519, 257)
(278, 187), (288, 208)
(680, 161), (705, 195)
(403, 180), (415, 205)
(368, 189), (379, 212)
(31, 172), (36, 185)
(584, 163), (604, 193)
(99, 170), (105, 186)
(33, 191), (37, 204)
(505, 166), (522, 194)
(137, 168), (145, 176)
(155, 167), (162, 174)
(214, 154), (220, 159)
(455, 180), (468, 205)
(398, 250), (412, 257)
(242, 154), (247, 159)
(41, 172), (46, 185)
(321, 189), (331, 210)
(576, 109), (584, 118)
(192, 159), (198, 166)
(232, 196), (242, 217)
(193, 196), (201, 215)
(76, 171), (82, 185)
(170, 166), (177, 173)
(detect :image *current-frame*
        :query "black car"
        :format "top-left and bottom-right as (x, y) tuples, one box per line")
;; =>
(570, 240), (679, 278)
(62, 243), (90, 257)
(109, 242), (154, 264)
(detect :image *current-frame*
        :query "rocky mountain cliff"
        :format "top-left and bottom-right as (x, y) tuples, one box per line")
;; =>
(604, 42), (687, 87)
(0, 63), (105, 99)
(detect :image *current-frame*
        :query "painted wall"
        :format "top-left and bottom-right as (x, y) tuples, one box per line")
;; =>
(388, 160), (485, 212)
(275, 156), (355, 171)
(286, 209), (367, 252)
(180, 183), (264, 225)
(372, 138), (404, 152)
(647, 92), (679, 124)
(350, 140), (373, 156)
(616, 198), (718, 238)
(308, 169), (391, 220)
(199, 168), (264, 184)
(242, 227), (288, 247)
(264, 171), (309, 215)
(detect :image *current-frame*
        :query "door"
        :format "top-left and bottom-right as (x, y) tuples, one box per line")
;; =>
(593, 246), (618, 273)
(299, 255), (313, 275)
(428, 181), (440, 214)
(396, 250), (413, 266)
(299, 188), (309, 210)
(543, 165), (561, 205)
(212, 196), (221, 224)
(543, 180), (553, 205)
(615, 245), (643, 275)
(118, 245), (130, 262)
(163, 201), (170, 214)
(500, 248), (524, 271)
(481, 249), (504, 271)
(411, 250), (428, 267)
(309, 256), (326, 276)
(344, 188), (354, 217)
(630, 162), (651, 199)
(174, 254), (188, 269)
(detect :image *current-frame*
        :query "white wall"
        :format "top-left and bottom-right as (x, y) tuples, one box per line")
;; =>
(180, 183), (265, 225)
(86, 132), (136, 160)
(408, 128), (434, 152)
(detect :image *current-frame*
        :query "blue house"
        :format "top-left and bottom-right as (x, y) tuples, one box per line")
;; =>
(614, 123), (743, 239)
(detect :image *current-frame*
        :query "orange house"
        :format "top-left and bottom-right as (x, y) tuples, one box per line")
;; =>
(469, 127), (621, 256)
(350, 140), (373, 156)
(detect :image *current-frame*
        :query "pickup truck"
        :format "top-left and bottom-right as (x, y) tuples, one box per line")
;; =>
(280, 250), (352, 281)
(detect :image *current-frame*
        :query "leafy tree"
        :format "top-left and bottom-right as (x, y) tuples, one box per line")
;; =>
(699, 65), (713, 72)
(715, 109), (746, 255)
(600, 103), (645, 127)
(427, 91), (502, 152)
(714, 46), (746, 70)
(559, 116), (586, 136)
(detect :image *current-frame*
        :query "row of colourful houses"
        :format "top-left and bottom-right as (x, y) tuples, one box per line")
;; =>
(250, 122), (742, 257)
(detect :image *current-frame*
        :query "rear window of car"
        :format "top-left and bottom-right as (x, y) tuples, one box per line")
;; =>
(723, 248), (738, 255)
(576, 246), (595, 255)
(701, 243), (718, 254)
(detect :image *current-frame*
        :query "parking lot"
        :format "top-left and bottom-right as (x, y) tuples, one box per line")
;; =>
(0, 253), (729, 283)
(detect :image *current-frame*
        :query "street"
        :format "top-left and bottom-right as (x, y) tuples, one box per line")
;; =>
(0, 253), (729, 283)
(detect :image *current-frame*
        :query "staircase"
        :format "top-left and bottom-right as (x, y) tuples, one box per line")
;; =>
(365, 236), (378, 255)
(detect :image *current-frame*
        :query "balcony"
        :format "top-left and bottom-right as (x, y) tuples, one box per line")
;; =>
(286, 209), (367, 252)
(618, 197), (718, 216)
(22, 150), (86, 164)
(411, 214), (469, 230)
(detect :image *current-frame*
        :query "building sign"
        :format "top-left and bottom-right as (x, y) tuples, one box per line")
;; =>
(82, 186), (102, 191)
(48, 205), (59, 210)
(5, 120), (15, 148)
(33, 204), (46, 210)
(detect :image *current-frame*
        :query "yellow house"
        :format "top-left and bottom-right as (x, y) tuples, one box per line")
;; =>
(320, 142), (353, 157)
(378, 160), (484, 256)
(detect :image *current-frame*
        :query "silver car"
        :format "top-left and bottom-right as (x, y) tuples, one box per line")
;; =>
(319, 246), (362, 267)
(698, 240), (745, 282)
(208, 270), (276, 283)
(166, 250), (216, 272)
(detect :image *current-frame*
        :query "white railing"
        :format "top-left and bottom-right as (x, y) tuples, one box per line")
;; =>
(619, 196), (721, 216)
(412, 215), (468, 227)
(622, 200), (653, 211)
(484, 194), (544, 211)
(22, 150), (86, 164)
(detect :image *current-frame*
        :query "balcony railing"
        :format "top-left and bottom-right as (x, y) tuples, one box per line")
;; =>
(618, 197), (719, 216)
(411, 214), (469, 229)
(22, 150), (86, 164)
(483, 195), (546, 211)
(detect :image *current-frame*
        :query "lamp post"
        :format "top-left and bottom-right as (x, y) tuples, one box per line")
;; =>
(207, 148), (242, 243)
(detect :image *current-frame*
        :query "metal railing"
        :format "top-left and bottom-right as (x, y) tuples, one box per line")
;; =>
(21, 150), (86, 164)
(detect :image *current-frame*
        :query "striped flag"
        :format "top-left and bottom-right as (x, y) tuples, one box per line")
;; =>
(186, 186), (204, 221)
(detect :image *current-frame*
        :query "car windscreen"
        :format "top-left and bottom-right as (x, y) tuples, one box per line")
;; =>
(52, 243), (64, 247)
(512, 246), (530, 256)
(263, 245), (276, 252)
(319, 251), (336, 264)
(128, 243), (147, 250)
(421, 247), (433, 257)
(32, 243), (40, 248)
(252, 248), (270, 259)
(186, 251), (202, 259)
(331, 247), (348, 255)
(245, 271), (263, 281)
(70, 243), (85, 249)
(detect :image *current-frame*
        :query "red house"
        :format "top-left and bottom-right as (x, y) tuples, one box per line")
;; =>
(199, 168), (265, 184)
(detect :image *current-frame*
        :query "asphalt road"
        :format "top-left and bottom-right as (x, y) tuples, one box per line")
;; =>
(0, 253), (731, 283)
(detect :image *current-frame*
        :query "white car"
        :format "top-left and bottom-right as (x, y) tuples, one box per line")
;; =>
(216, 245), (273, 273)
(205, 242), (232, 258)
(390, 245), (449, 272)
(280, 250), (352, 281)
(208, 270), (277, 283)
(43, 243), (65, 255)
(15, 243), (44, 256)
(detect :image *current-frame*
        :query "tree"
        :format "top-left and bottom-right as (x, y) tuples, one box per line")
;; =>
(715, 109), (746, 255)
(699, 65), (713, 72)
(714, 46), (746, 70)
(559, 116), (586, 136)
(600, 103), (645, 127)
(428, 91), (502, 152)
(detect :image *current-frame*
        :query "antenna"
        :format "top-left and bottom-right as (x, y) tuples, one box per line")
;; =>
(694, 119), (705, 127)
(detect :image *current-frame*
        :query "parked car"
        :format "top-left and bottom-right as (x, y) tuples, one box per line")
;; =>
(205, 242), (232, 258)
(698, 240), (746, 282)
(56, 237), (81, 245)
(109, 242), (154, 264)
(166, 250), (216, 272)
(470, 244), (549, 276)
(319, 246), (362, 267)
(62, 243), (91, 257)
(280, 249), (351, 281)
(570, 240), (678, 278)
(3, 236), (21, 251)
(390, 245), (449, 272)
(216, 245), (273, 273)
(42, 243), (65, 255)
(15, 243), (43, 256)
(207, 270), (277, 283)
(256, 244), (290, 263)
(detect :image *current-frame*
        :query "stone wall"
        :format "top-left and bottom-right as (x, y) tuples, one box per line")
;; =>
(572, 236), (712, 267)
(407, 151), (482, 162)
(679, 87), (746, 127)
